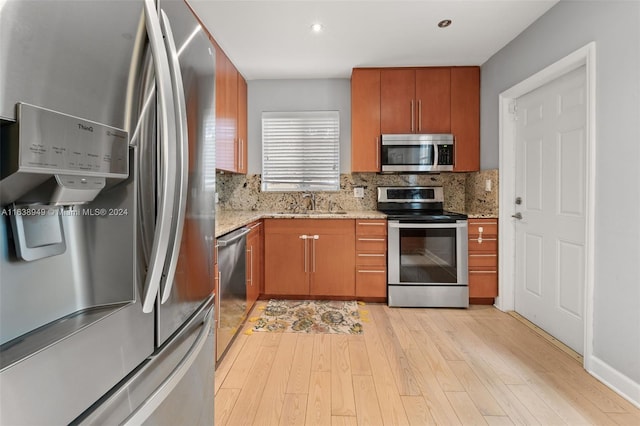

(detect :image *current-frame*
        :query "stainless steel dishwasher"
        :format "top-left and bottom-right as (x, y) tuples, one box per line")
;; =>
(216, 227), (250, 360)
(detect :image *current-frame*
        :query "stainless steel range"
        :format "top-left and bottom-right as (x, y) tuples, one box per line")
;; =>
(377, 186), (469, 308)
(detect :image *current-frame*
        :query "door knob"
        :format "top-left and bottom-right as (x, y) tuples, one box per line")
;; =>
(511, 212), (523, 220)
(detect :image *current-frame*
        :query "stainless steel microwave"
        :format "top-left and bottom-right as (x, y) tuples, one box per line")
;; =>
(380, 134), (454, 172)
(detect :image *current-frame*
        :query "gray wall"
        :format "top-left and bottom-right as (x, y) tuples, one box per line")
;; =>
(246, 79), (351, 175)
(481, 0), (640, 385)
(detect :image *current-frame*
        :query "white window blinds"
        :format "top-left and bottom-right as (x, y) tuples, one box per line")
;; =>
(261, 111), (340, 192)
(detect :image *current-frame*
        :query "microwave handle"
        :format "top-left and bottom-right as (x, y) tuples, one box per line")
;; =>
(433, 143), (439, 168)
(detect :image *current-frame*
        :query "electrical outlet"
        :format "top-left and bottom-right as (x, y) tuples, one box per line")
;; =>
(353, 187), (364, 198)
(485, 179), (492, 192)
(215, 192), (219, 203)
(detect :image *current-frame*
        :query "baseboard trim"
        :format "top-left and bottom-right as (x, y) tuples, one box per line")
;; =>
(588, 355), (640, 409)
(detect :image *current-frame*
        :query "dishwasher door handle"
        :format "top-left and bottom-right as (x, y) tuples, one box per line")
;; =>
(217, 228), (250, 246)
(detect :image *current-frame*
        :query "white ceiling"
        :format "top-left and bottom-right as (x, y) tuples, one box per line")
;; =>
(188, 0), (559, 80)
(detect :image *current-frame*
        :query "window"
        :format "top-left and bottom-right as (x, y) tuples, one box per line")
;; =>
(262, 111), (339, 192)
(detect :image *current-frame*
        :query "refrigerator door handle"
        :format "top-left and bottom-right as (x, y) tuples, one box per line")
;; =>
(159, 10), (189, 304)
(141, 0), (179, 313)
(123, 301), (214, 425)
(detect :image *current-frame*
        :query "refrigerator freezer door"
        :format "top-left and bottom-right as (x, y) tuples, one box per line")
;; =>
(74, 297), (215, 425)
(0, 300), (154, 426)
(155, 0), (216, 346)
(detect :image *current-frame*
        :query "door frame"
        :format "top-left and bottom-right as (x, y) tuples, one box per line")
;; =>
(496, 42), (596, 369)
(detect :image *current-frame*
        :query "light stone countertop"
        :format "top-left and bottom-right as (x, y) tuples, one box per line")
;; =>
(215, 209), (388, 237)
(466, 213), (499, 219)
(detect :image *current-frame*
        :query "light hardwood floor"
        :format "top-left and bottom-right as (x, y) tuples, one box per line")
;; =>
(214, 302), (640, 425)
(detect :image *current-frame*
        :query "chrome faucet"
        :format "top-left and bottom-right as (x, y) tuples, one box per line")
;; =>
(302, 192), (316, 211)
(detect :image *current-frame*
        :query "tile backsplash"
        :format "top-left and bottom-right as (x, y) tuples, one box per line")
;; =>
(217, 169), (498, 216)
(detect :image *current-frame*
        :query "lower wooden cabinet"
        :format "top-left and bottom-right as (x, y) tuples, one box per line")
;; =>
(264, 219), (355, 298)
(246, 220), (263, 314)
(355, 219), (387, 299)
(468, 218), (498, 303)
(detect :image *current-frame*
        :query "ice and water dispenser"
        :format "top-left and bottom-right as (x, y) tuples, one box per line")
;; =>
(1, 103), (129, 261)
(0, 103), (135, 352)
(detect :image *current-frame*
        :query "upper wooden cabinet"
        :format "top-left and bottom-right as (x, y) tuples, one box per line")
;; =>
(415, 68), (451, 134)
(213, 41), (247, 174)
(380, 68), (415, 134)
(351, 66), (480, 172)
(237, 76), (248, 174)
(215, 48), (236, 172)
(451, 67), (480, 172)
(381, 68), (450, 134)
(351, 68), (381, 172)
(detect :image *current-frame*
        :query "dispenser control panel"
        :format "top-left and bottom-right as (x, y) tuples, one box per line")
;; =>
(15, 103), (129, 178)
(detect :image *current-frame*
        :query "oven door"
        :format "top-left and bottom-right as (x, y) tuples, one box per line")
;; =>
(388, 220), (468, 286)
(387, 220), (469, 307)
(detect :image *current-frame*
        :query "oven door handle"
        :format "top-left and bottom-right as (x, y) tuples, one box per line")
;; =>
(388, 221), (467, 229)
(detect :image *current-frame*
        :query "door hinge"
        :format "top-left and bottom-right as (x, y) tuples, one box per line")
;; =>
(509, 101), (518, 121)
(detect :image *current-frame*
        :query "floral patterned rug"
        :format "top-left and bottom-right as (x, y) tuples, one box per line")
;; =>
(251, 300), (363, 334)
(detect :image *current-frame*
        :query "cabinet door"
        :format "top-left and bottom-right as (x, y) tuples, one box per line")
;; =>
(451, 67), (480, 171)
(310, 231), (355, 297)
(264, 223), (308, 295)
(246, 224), (260, 313)
(351, 68), (381, 172)
(255, 222), (264, 296)
(215, 49), (238, 172)
(356, 267), (387, 298)
(415, 68), (450, 133)
(468, 220), (498, 238)
(215, 49), (236, 171)
(467, 218), (498, 301)
(469, 272), (498, 298)
(381, 69), (415, 134)
(237, 74), (248, 174)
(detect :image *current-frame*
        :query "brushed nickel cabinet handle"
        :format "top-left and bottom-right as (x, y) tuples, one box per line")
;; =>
(410, 100), (415, 132)
(300, 235), (308, 272)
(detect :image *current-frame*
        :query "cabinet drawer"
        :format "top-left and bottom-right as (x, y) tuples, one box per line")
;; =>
(356, 220), (387, 236)
(469, 271), (498, 298)
(356, 267), (387, 298)
(468, 220), (498, 237)
(468, 238), (497, 253)
(468, 253), (497, 268)
(356, 252), (387, 266)
(356, 236), (386, 251)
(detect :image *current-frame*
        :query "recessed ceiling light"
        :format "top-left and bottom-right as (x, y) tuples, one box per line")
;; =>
(311, 23), (324, 33)
(438, 19), (452, 28)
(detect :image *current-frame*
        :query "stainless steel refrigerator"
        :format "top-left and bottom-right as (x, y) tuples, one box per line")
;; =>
(0, 0), (216, 424)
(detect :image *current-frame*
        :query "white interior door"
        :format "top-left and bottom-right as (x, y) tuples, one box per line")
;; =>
(514, 65), (587, 355)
